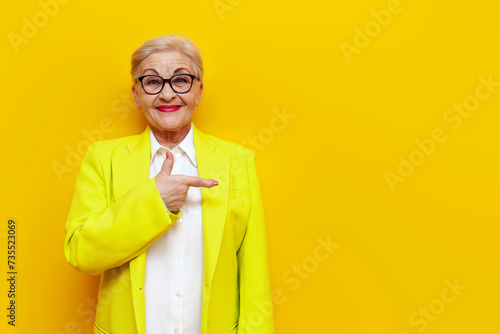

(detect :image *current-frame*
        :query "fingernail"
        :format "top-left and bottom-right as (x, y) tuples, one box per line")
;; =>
(213, 181), (218, 186)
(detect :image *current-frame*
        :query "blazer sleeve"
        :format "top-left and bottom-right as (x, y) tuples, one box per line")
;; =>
(64, 142), (181, 275)
(237, 152), (274, 333)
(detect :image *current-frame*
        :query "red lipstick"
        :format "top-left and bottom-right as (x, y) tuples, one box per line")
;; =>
(157, 105), (181, 112)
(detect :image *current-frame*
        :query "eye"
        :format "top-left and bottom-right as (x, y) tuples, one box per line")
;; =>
(173, 77), (188, 84)
(144, 77), (162, 85)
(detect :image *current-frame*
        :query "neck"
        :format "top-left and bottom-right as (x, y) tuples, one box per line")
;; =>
(151, 123), (191, 150)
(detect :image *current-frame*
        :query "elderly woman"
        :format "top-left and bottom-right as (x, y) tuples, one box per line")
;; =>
(64, 34), (273, 334)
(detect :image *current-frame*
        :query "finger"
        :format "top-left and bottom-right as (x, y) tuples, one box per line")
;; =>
(183, 176), (219, 188)
(158, 151), (174, 176)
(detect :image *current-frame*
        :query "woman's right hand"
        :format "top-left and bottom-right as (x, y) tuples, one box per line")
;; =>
(154, 151), (218, 212)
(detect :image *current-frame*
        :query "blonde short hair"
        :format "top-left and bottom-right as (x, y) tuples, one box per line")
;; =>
(131, 34), (204, 82)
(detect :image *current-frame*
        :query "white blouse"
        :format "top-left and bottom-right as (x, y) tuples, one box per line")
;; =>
(145, 123), (203, 334)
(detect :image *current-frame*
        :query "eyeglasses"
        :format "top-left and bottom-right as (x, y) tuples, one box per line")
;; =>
(136, 74), (198, 95)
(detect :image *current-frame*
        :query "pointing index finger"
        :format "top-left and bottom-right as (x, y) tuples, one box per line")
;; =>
(183, 176), (219, 188)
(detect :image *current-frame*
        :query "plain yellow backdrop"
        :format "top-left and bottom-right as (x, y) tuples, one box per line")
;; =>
(1, 0), (499, 333)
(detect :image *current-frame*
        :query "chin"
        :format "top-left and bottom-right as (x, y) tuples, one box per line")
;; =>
(158, 120), (189, 131)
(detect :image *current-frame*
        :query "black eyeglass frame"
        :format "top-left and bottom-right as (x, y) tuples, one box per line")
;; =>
(136, 73), (198, 95)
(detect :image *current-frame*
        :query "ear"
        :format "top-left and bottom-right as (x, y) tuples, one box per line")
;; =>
(132, 84), (141, 109)
(195, 82), (203, 106)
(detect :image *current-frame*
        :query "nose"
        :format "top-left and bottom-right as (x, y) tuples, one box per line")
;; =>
(158, 82), (176, 101)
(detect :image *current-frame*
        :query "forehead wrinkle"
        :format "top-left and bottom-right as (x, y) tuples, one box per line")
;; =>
(143, 67), (192, 77)
(140, 55), (194, 77)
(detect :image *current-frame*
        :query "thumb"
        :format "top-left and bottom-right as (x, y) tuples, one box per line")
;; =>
(158, 151), (174, 176)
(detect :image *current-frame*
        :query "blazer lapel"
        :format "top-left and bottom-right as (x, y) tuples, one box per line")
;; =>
(193, 124), (230, 290)
(112, 127), (151, 201)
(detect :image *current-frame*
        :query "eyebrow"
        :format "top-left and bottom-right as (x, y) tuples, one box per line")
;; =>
(143, 67), (191, 76)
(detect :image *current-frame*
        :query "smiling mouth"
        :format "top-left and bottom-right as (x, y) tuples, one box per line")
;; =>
(156, 105), (182, 112)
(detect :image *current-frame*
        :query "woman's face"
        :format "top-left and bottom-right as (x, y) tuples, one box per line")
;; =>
(132, 50), (203, 133)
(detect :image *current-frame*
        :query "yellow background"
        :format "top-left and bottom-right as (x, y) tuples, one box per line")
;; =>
(1, 0), (499, 333)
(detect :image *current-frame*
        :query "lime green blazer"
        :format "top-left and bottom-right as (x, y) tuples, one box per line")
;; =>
(64, 124), (274, 334)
